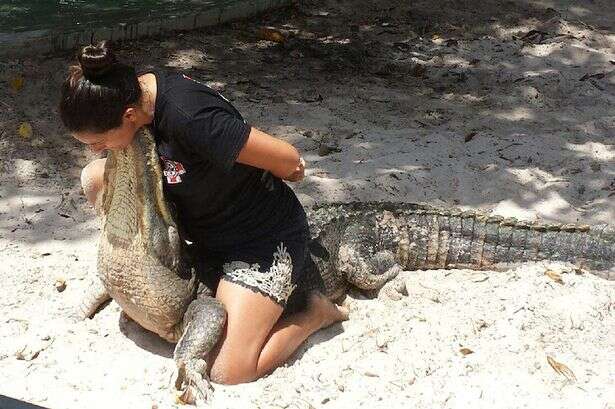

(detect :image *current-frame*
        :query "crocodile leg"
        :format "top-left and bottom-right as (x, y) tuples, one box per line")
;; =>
(77, 276), (111, 319)
(342, 251), (402, 290)
(173, 294), (226, 405)
(377, 268), (409, 301)
(337, 223), (402, 290)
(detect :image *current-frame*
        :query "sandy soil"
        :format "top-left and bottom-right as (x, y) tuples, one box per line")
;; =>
(1, 0), (614, 408)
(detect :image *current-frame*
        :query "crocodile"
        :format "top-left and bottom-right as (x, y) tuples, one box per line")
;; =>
(78, 128), (225, 404)
(79, 128), (615, 404)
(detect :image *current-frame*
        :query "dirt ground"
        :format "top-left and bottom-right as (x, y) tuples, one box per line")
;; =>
(0, 0), (614, 408)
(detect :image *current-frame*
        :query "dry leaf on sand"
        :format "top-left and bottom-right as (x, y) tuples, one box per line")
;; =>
(547, 356), (576, 382)
(545, 270), (564, 284)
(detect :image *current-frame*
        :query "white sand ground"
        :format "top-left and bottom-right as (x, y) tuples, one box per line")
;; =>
(1, 0), (614, 408)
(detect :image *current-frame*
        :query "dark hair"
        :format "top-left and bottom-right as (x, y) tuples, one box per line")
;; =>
(59, 40), (142, 133)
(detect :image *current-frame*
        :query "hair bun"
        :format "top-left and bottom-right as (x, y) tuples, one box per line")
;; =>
(78, 40), (117, 79)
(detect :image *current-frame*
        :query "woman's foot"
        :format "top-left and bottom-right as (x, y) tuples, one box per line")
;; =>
(307, 291), (349, 329)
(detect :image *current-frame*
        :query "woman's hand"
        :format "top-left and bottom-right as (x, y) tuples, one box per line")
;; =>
(283, 157), (305, 182)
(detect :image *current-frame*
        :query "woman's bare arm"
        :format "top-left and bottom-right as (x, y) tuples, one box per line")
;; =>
(236, 127), (303, 180)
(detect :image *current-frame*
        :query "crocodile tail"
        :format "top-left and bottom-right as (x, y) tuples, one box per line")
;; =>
(405, 208), (615, 280)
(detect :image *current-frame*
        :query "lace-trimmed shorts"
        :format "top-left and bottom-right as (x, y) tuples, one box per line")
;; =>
(192, 207), (311, 315)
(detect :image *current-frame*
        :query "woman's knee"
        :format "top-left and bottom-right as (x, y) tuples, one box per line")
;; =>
(81, 158), (106, 207)
(209, 354), (258, 385)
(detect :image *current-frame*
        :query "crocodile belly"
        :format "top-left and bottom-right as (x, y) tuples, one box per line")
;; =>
(98, 239), (195, 341)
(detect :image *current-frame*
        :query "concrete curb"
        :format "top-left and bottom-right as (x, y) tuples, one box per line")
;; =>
(0, 0), (291, 57)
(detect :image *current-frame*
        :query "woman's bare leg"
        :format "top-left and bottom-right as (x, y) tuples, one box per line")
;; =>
(255, 292), (348, 378)
(81, 158), (106, 207)
(209, 280), (348, 385)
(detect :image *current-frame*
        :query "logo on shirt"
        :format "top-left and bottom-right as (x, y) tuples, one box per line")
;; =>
(161, 156), (186, 184)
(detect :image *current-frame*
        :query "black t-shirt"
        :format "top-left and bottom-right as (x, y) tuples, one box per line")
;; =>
(145, 70), (302, 250)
